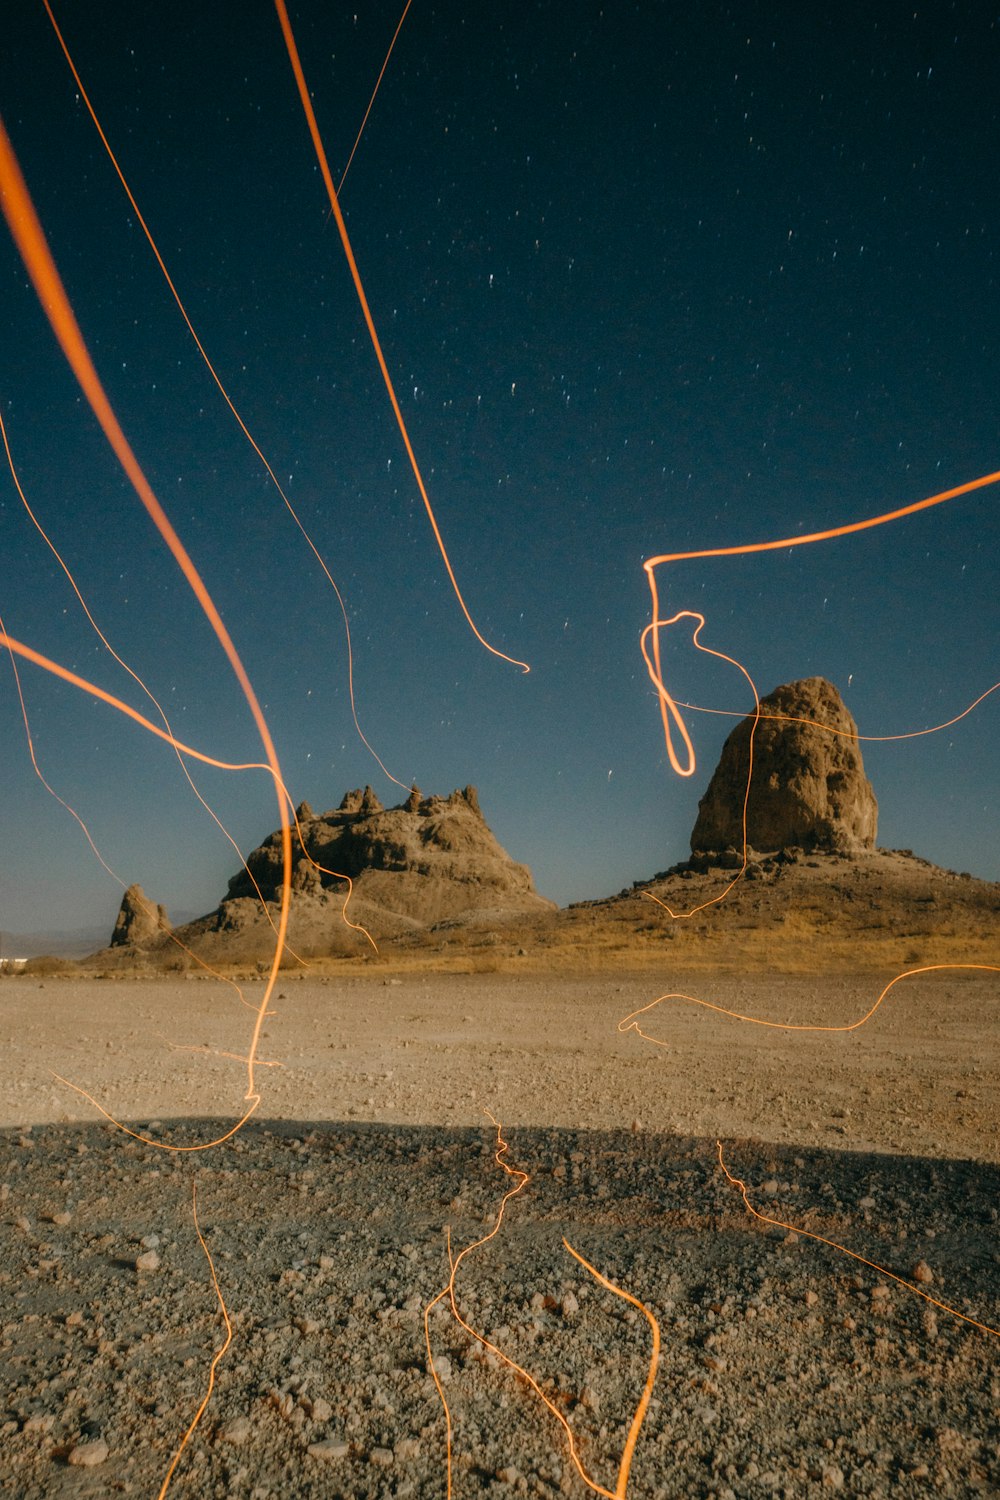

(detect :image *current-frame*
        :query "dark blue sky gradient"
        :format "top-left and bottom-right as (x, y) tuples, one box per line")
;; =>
(1, 0), (998, 940)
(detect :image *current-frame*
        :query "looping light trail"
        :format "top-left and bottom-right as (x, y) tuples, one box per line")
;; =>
(272, 0), (530, 677)
(643, 471), (1000, 779)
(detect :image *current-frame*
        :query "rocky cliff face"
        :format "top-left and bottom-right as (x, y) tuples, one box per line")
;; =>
(213, 784), (551, 939)
(690, 677), (878, 854)
(110, 884), (171, 948)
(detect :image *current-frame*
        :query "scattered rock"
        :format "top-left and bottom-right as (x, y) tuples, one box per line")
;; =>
(219, 1416), (252, 1446)
(67, 1439), (109, 1467)
(22, 1414), (54, 1434)
(307, 1439), (350, 1461)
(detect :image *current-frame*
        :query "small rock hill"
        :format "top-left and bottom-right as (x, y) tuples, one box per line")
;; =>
(691, 677), (878, 855)
(109, 884), (171, 949)
(193, 784), (552, 952)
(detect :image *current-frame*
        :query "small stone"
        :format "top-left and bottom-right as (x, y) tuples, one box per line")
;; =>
(761, 1179), (779, 1198)
(68, 1439), (109, 1467)
(140, 1234), (160, 1249)
(430, 1354), (452, 1384)
(820, 1463), (845, 1488)
(859, 1196), (876, 1210)
(309, 1397), (333, 1423)
(270, 1391), (294, 1419)
(65, 1310), (85, 1327)
(22, 1414), (54, 1434)
(395, 1437), (421, 1461)
(307, 1439), (349, 1460)
(912, 1260), (934, 1285)
(370, 1446), (394, 1468)
(295, 1317), (321, 1335)
(561, 1291), (579, 1317)
(50, 1211), (72, 1226)
(135, 1250), (160, 1272)
(219, 1416), (252, 1446)
(804, 1290), (819, 1307)
(871, 1284), (891, 1303)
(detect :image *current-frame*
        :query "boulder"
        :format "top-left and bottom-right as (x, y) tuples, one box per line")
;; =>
(110, 884), (170, 948)
(690, 677), (878, 854)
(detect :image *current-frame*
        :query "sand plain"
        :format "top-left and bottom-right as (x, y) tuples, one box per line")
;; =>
(1, 968), (998, 1497)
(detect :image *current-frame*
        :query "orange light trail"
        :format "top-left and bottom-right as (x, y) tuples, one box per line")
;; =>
(671, 681), (1000, 744)
(156, 1185), (233, 1499)
(643, 471), (1000, 779)
(0, 107), (292, 1106)
(272, 0), (530, 677)
(717, 1141), (1000, 1339)
(40, 0), (408, 793)
(0, 402), (313, 969)
(425, 1115), (660, 1499)
(336, 0), (414, 196)
(0, 632), (376, 963)
(619, 962), (1000, 1044)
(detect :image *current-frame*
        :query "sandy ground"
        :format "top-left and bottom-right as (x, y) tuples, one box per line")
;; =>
(1, 970), (998, 1497)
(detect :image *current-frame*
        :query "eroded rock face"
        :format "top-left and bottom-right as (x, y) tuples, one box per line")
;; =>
(690, 677), (878, 854)
(110, 884), (170, 948)
(218, 784), (550, 930)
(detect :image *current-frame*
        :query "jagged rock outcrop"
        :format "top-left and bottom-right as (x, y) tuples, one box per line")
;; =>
(691, 677), (878, 854)
(110, 884), (170, 948)
(209, 784), (551, 941)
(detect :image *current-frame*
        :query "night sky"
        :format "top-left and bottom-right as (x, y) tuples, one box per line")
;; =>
(1, 0), (998, 945)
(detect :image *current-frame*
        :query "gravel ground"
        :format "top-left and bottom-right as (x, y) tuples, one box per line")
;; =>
(1, 973), (998, 1497)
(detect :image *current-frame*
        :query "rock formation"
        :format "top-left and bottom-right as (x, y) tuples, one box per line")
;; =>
(204, 784), (551, 945)
(110, 884), (171, 948)
(690, 677), (878, 854)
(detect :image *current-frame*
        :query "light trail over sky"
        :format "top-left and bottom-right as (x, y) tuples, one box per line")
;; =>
(1, 0), (997, 945)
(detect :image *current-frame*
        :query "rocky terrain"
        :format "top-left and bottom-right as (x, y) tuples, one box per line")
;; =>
(2, 677), (995, 1497)
(99, 785), (554, 969)
(71, 681), (995, 980)
(1, 967), (998, 1499)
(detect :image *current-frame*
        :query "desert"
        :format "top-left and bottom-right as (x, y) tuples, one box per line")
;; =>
(2, 682), (998, 1499)
(4, 4), (998, 1494)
